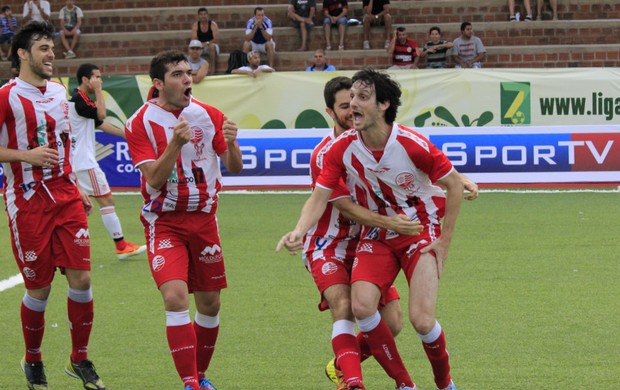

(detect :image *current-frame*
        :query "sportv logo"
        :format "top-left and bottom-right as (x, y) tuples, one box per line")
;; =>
(500, 82), (531, 125)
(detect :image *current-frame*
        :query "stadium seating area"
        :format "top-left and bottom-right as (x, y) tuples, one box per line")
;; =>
(1, 0), (619, 80)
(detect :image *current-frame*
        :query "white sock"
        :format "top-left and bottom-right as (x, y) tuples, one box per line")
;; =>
(100, 206), (124, 240)
(23, 292), (48, 312)
(417, 320), (442, 344)
(195, 312), (219, 328)
(68, 287), (93, 303)
(356, 311), (381, 333)
(166, 310), (191, 326)
(332, 319), (355, 339)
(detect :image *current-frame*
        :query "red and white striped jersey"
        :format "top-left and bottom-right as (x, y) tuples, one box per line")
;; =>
(125, 98), (228, 215)
(0, 78), (73, 212)
(302, 131), (360, 266)
(316, 123), (454, 237)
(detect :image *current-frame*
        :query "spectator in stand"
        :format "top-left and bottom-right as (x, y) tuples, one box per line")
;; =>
(508, 0), (533, 21)
(537, 0), (558, 20)
(322, 0), (348, 51)
(451, 22), (486, 69)
(306, 48), (336, 71)
(243, 7), (276, 69)
(0, 5), (17, 61)
(362, 0), (391, 50)
(191, 7), (219, 74)
(58, 0), (83, 59)
(186, 40), (209, 83)
(232, 50), (275, 77)
(420, 26), (453, 69)
(288, 0), (316, 52)
(22, 0), (51, 23)
(386, 26), (419, 70)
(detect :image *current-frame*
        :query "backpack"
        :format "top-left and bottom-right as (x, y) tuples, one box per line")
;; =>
(226, 50), (249, 74)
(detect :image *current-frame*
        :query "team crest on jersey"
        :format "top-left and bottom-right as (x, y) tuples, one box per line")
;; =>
(321, 261), (338, 275)
(190, 127), (206, 159)
(152, 255), (166, 272)
(396, 172), (417, 196)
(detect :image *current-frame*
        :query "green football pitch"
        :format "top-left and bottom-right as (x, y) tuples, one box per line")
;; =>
(0, 190), (618, 389)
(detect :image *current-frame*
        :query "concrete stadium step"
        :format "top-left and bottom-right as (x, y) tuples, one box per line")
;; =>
(2, 43), (618, 81)
(7, 0), (620, 33)
(44, 19), (620, 59)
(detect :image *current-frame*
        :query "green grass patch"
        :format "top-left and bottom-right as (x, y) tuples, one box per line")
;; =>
(0, 191), (618, 389)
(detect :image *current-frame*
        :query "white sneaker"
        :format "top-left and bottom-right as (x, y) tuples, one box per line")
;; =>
(65, 50), (76, 59)
(362, 40), (370, 50)
(384, 40), (390, 49)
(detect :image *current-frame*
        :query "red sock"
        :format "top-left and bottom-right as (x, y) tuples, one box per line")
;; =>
(332, 333), (363, 388)
(362, 319), (413, 388)
(167, 323), (199, 389)
(356, 332), (372, 362)
(67, 298), (93, 363)
(423, 330), (451, 389)
(21, 303), (45, 363)
(193, 322), (219, 379)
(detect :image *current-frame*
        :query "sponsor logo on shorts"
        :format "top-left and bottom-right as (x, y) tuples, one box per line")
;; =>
(358, 243), (373, 253)
(199, 244), (223, 263)
(24, 251), (38, 262)
(152, 255), (165, 272)
(211, 273), (226, 280)
(157, 239), (173, 250)
(321, 261), (338, 275)
(22, 267), (36, 280)
(74, 228), (90, 246)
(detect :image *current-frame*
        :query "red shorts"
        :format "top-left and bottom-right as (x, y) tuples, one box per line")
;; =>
(8, 178), (90, 289)
(305, 248), (400, 311)
(141, 211), (227, 292)
(351, 224), (441, 300)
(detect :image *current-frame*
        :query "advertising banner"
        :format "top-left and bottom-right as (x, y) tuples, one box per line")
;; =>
(1, 69), (619, 188)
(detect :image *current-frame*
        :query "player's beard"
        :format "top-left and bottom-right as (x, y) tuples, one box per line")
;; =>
(29, 58), (52, 81)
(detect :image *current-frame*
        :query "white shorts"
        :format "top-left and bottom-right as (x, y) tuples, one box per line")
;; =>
(201, 43), (220, 56)
(250, 40), (276, 53)
(75, 167), (112, 198)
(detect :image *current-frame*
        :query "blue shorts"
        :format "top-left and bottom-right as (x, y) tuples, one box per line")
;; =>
(323, 16), (348, 26)
(0, 32), (13, 44)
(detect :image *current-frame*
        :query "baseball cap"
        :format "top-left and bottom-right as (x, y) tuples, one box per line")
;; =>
(188, 40), (202, 48)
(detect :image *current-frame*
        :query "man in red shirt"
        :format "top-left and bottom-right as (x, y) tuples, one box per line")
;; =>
(0, 21), (105, 390)
(125, 50), (242, 390)
(387, 27), (419, 70)
(278, 68), (463, 390)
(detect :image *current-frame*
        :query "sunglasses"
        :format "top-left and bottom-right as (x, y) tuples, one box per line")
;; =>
(190, 47), (202, 50)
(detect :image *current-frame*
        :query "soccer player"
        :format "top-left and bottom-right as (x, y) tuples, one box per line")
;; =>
(278, 68), (465, 390)
(303, 76), (422, 390)
(125, 50), (243, 390)
(0, 21), (105, 390)
(69, 63), (147, 260)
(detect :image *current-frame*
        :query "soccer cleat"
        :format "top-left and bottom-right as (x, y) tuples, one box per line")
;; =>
(65, 358), (106, 390)
(438, 381), (457, 390)
(325, 358), (346, 390)
(116, 242), (147, 260)
(21, 357), (48, 390)
(199, 377), (217, 390)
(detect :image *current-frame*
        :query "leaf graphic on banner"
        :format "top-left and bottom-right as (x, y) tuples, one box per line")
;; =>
(434, 106), (460, 127)
(262, 119), (287, 129)
(471, 111), (494, 127)
(295, 109), (329, 129)
(461, 114), (471, 127)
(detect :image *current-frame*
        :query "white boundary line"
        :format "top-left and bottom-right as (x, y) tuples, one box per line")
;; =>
(0, 273), (23, 292)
